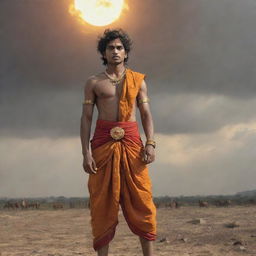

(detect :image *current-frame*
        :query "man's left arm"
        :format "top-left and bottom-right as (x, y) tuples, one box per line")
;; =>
(137, 79), (156, 164)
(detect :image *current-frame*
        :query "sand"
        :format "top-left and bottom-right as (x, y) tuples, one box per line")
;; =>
(1, 206), (256, 256)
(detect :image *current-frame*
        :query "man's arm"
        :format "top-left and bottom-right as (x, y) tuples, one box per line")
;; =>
(80, 77), (97, 174)
(137, 79), (156, 164)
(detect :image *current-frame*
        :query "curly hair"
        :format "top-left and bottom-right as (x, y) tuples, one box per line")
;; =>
(97, 29), (132, 65)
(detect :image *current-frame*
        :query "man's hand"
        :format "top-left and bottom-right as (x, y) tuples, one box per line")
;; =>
(142, 145), (155, 164)
(83, 152), (98, 174)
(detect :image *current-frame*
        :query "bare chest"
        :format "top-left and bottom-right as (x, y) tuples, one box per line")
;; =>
(94, 80), (124, 99)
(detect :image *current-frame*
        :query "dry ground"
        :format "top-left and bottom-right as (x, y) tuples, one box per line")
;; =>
(0, 206), (256, 256)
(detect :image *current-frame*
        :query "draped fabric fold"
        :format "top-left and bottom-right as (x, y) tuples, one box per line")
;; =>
(118, 68), (146, 121)
(88, 69), (156, 251)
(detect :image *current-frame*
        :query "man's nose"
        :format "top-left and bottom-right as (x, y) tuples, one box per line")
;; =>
(113, 47), (118, 53)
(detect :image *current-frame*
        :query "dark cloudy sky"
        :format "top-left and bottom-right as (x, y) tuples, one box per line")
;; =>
(1, 0), (256, 197)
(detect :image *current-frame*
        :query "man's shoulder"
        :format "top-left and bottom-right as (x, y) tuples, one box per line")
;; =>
(85, 72), (105, 86)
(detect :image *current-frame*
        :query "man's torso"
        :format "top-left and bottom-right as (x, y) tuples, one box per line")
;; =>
(91, 72), (137, 122)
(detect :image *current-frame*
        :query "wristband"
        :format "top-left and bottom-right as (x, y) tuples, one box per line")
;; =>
(145, 139), (156, 148)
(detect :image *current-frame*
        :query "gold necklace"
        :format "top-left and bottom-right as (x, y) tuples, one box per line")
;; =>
(104, 69), (126, 86)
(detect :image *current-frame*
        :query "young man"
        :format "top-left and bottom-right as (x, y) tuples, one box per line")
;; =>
(80, 29), (157, 256)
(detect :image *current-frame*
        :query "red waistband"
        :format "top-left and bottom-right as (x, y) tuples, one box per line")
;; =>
(90, 119), (141, 149)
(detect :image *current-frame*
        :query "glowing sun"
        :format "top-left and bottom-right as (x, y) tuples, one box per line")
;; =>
(70, 0), (125, 27)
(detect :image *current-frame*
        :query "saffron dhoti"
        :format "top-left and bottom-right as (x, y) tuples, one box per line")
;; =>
(88, 119), (157, 251)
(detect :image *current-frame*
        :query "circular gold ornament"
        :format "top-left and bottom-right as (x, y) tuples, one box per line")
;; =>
(110, 126), (125, 140)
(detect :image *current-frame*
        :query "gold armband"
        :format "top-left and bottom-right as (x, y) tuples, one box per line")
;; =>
(83, 99), (94, 105)
(145, 139), (156, 148)
(138, 97), (150, 104)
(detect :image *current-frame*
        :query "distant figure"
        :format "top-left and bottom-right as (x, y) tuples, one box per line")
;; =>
(87, 200), (91, 209)
(69, 202), (75, 208)
(27, 202), (40, 209)
(171, 200), (179, 208)
(215, 199), (231, 207)
(165, 200), (179, 209)
(21, 199), (28, 209)
(199, 200), (209, 207)
(14, 202), (19, 209)
(154, 202), (160, 209)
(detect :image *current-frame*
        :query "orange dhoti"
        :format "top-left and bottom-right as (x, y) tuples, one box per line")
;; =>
(88, 119), (157, 251)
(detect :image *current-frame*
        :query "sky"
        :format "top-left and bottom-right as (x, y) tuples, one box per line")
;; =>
(1, 0), (256, 197)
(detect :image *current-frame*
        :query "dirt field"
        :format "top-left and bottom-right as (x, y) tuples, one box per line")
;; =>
(1, 206), (256, 256)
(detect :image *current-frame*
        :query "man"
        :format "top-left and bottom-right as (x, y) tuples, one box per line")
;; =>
(80, 29), (157, 256)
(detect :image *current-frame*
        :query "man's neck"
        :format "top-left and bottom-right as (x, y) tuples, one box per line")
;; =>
(106, 63), (127, 78)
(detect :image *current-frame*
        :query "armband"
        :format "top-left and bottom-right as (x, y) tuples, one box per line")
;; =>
(138, 97), (150, 104)
(83, 99), (94, 105)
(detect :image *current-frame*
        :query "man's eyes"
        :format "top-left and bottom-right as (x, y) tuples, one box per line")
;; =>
(107, 46), (124, 50)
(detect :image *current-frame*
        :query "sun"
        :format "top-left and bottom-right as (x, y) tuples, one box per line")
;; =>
(70, 0), (125, 27)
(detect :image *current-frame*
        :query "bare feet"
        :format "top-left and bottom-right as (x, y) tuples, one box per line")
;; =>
(96, 238), (153, 256)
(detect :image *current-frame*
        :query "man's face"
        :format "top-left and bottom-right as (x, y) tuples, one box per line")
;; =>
(104, 38), (127, 65)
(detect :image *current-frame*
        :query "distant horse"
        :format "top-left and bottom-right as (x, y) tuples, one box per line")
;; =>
(199, 200), (209, 207)
(3, 202), (15, 210)
(27, 202), (40, 209)
(53, 203), (64, 209)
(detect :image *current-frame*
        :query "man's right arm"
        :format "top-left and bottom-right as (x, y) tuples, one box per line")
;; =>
(80, 77), (97, 174)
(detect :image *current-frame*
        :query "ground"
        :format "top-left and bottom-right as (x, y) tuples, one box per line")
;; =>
(1, 206), (256, 256)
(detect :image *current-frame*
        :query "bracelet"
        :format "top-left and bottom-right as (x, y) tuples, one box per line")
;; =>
(145, 139), (156, 148)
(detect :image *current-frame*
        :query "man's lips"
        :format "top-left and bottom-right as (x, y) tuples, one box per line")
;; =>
(112, 56), (120, 59)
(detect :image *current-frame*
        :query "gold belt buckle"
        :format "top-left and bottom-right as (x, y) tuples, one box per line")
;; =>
(110, 126), (125, 140)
